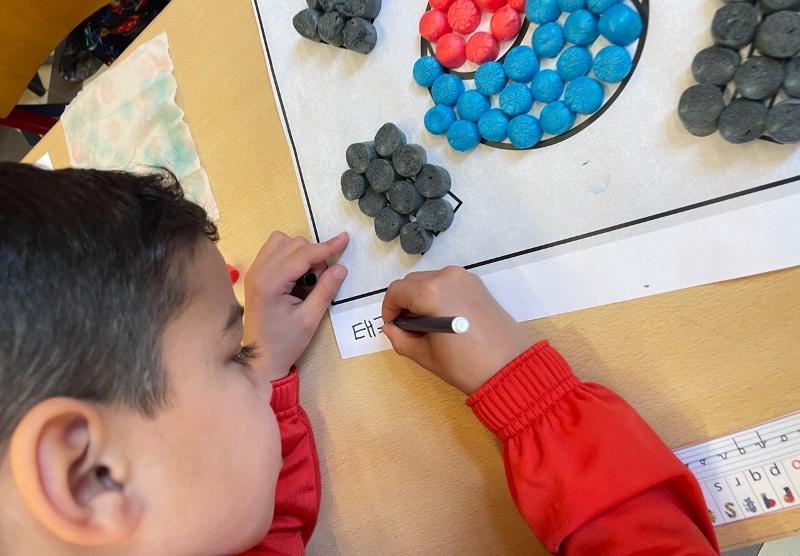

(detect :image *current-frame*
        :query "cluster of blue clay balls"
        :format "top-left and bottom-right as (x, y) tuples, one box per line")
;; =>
(412, 0), (643, 151)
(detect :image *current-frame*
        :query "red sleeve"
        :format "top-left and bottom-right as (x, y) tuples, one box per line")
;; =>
(242, 368), (321, 556)
(467, 341), (720, 555)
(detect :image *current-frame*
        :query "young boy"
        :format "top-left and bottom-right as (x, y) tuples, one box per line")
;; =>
(0, 163), (719, 555)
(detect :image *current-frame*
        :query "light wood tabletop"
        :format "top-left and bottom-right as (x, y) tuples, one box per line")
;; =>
(24, 0), (800, 553)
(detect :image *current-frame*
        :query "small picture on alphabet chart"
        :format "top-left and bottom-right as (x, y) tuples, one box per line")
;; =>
(674, 412), (800, 526)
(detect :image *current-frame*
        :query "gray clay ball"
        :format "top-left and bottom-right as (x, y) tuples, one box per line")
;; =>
(766, 99), (800, 142)
(399, 222), (434, 255)
(343, 17), (377, 54)
(755, 11), (800, 59)
(387, 180), (424, 215)
(293, 9), (323, 42)
(341, 0), (382, 19)
(712, 4), (759, 49)
(392, 144), (427, 177)
(784, 57), (800, 97)
(415, 164), (452, 198)
(678, 84), (726, 137)
(415, 199), (454, 232)
(719, 99), (768, 143)
(692, 46), (741, 86)
(318, 11), (347, 46)
(734, 56), (784, 100)
(319, 0), (344, 11)
(346, 141), (377, 173)
(358, 187), (387, 216)
(374, 206), (408, 242)
(374, 123), (407, 158)
(365, 158), (397, 192)
(760, 0), (800, 14)
(341, 169), (367, 200)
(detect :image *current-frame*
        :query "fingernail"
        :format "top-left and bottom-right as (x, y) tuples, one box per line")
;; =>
(332, 265), (348, 281)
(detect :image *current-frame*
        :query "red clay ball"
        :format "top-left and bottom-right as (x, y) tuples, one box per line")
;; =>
(430, 0), (456, 9)
(420, 9), (451, 42)
(476, 0), (507, 12)
(466, 32), (500, 63)
(490, 4), (522, 41)
(508, 0), (526, 12)
(436, 32), (467, 68)
(448, 0), (481, 35)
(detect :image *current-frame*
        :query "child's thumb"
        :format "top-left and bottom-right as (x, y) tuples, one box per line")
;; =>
(382, 322), (420, 360)
(300, 264), (348, 322)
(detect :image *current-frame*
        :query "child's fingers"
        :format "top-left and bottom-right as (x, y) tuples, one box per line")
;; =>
(298, 264), (348, 327)
(382, 322), (424, 360)
(282, 232), (349, 279)
(381, 277), (435, 324)
(251, 230), (291, 267)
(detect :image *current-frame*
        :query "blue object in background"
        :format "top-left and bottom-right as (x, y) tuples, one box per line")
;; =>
(599, 4), (643, 46)
(475, 61), (508, 96)
(526, 0), (562, 24)
(531, 69), (565, 103)
(540, 101), (577, 135)
(431, 73), (465, 106)
(478, 109), (510, 142)
(565, 76), (605, 114)
(586, 0), (621, 14)
(558, 0), (586, 12)
(413, 56), (444, 88)
(563, 9), (599, 46)
(503, 46), (540, 83)
(507, 114), (543, 148)
(557, 46), (593, 81)
(532, 22), (566, 58)
(499, 82), (534, 116)
(447, 120), (481, 152)
(424, 104), (457, 135)
(457, 90), (491, 122)
(593, 45), (632, 83)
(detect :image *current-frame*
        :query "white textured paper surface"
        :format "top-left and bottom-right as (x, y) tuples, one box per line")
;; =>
(251, 1), (800, 358)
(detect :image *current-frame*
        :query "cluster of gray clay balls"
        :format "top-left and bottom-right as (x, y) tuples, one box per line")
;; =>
(293, 0), (381, 55)
(341, 123), (455, 255)
(679, 0), (800, 144)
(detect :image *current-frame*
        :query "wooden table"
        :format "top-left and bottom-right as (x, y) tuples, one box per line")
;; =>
(24, 0), (800, 553)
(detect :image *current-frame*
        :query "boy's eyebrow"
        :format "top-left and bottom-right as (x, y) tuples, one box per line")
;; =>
(223, 303), (245, 336)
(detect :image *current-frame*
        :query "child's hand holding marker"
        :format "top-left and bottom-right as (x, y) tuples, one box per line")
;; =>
(382, 266), (532, 395)
(243, 231), (349, 382)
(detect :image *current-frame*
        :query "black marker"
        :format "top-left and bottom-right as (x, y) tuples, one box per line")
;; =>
(291, 271), (318, 300)
(392, 316), (470, 334)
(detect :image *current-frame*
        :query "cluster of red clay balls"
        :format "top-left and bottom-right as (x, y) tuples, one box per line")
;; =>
(419, 0), (526, 69)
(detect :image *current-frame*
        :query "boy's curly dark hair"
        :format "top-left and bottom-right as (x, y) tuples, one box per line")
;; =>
(0, 163), (218, 447)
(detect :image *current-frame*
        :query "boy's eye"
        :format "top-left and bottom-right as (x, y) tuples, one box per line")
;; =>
(232, 343), (258, 367)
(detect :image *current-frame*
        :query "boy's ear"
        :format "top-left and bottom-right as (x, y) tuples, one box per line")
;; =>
(8, 397), (142, 546)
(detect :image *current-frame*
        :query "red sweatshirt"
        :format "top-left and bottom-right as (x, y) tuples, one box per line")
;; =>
(243, 341), (720, 555)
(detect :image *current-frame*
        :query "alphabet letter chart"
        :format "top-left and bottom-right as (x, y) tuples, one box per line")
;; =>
(674, 412), (800, 526)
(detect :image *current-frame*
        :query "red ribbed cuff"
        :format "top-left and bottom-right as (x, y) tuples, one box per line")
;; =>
(270, 367), (299, 416)
(466, 341), (579, 441)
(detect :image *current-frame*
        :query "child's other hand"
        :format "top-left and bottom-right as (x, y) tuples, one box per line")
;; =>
(243, 231), (349, 382)
(382, 267), (532, 395)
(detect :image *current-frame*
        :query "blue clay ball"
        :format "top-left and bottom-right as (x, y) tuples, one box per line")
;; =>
(457, 90), (490, 122)
(499, 82), (534, 116)
(557, 46), (593, 81)
(478, 109), (510, 142)
(503, 45), (540, 83)
(424, 104), (457, 135)
(565, 76), (605, 114)
(563, 9), (599, 46)
(531, 69), (565, 103)
(475, 61), (508, 96)
(508, 114), (543, 148)
(413, 56), (444, 88)
(447, 119), (481, 152)
(526, 0), (562, 24)
(558, 0), (586, 11)
(593, 45), (632, 83)
(532, 22), (565, 58)
(431, 73), (465, 106)
(540, 100), (576, 135)
(586, 0), (621, 14)
(599, 4), (643, 46)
